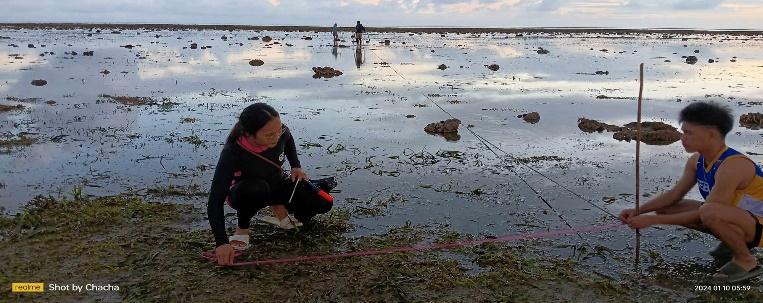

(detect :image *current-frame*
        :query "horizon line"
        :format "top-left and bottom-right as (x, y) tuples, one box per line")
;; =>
(1, 22), (761, 34)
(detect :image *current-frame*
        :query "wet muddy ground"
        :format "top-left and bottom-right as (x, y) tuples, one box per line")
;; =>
(1, 25), (763, 301)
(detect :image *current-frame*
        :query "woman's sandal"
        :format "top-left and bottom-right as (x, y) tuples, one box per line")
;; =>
(288, 214), (303, 227)
(228, 234), (251, 251)
(260, 215), (302, 229)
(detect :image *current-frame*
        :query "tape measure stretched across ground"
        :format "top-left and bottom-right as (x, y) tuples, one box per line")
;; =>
(202, 222), (625, 267)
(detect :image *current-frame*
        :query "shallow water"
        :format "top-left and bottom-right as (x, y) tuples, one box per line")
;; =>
(1, 27), (763, 291)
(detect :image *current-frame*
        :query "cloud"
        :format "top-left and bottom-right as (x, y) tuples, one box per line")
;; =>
(624, 0), (725, 10)
(671, 0), (723, 10)
(532, 0), (568, 11)
(421, 0), (524, 14)
(354, 0), (383, 5)
(0, 0), (757, 29)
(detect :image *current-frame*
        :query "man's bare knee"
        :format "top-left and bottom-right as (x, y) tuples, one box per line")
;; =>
(699, 203), (722, 226)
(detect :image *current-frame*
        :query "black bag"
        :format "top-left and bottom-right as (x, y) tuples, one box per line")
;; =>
(246, 148), (337, 222)
(285, 177), (336, 222)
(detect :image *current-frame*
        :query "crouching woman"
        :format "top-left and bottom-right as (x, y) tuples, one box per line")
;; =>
(207, 103), (308, 265)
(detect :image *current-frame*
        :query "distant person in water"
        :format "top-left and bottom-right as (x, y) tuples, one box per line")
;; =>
(354, 21), (365, 45)
(332, 23), (339, 46)
(620, 101), (763, 282)
(207, 103), (309, 266)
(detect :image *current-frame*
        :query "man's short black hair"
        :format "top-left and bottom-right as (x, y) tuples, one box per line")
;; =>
(678, 101), (734, 136)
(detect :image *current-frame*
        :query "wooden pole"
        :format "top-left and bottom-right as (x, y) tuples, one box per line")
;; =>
(635, 63), (644, 266)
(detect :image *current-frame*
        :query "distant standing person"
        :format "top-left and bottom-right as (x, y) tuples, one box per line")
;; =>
(354, 21), (365, 45)
(331, 23), (339, 46)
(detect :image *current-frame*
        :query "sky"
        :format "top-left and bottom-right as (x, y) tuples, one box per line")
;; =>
(0, 0), (762, 29)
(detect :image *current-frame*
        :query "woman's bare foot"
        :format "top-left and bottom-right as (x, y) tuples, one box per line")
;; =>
(270, 205), (289, 220)
(234, 226), (249, 236)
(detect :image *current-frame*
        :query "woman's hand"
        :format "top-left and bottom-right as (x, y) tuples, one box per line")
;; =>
(215, 244), (235, 266)
(291, 167), (309, 181)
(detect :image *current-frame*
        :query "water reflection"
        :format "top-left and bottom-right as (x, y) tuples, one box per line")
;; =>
(354, 44), (364, 68)
(0, 31), (762, 278)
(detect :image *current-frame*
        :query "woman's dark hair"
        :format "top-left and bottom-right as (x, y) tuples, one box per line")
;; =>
(678, 101), (733, 137)
(226, 103), (280, 144)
